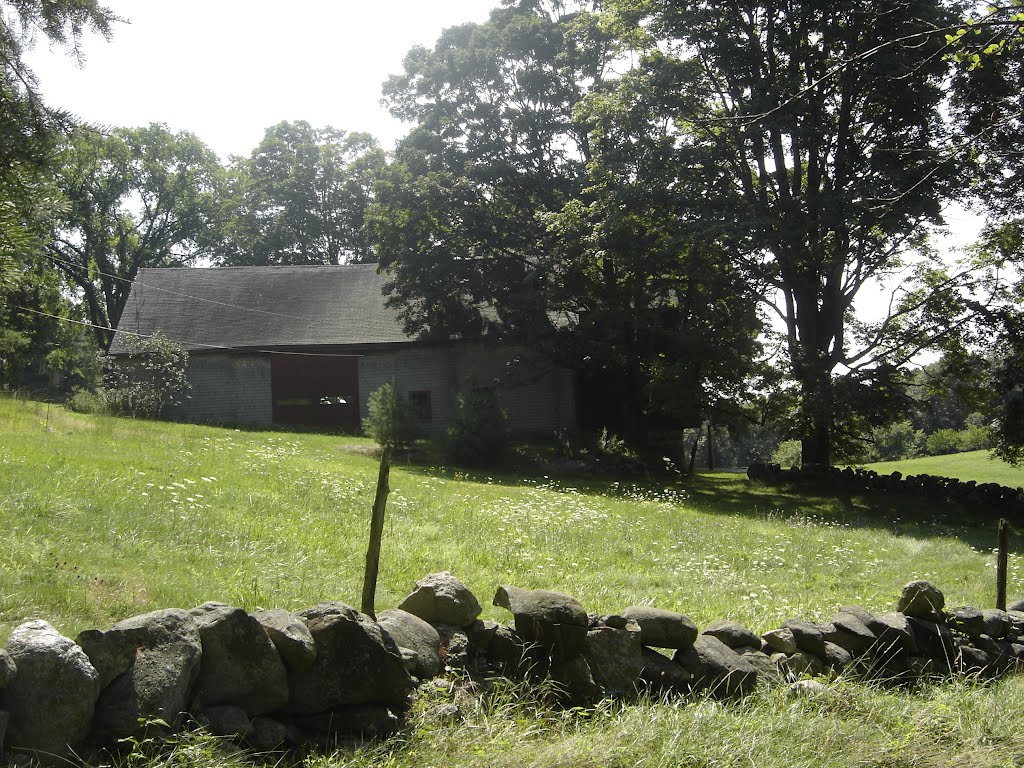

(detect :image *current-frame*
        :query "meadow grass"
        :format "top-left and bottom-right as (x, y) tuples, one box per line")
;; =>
(121, 675), (1024, 768)
(865, 450), (1024, 488)
(1, 396), (1021, 639)
(3, 396), (1024, 767)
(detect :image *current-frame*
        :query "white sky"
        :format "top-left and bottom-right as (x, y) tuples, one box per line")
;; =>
(26, 0), (495, 161)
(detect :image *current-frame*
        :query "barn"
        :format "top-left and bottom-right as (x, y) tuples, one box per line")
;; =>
(108, 265), (576, 436)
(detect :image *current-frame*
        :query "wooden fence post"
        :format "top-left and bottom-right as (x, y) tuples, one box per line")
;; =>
(361, 443), (393, 619)
(997, 518), (1009, 611)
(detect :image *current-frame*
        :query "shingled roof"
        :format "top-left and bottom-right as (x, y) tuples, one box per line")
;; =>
(110, 265), (414, 354)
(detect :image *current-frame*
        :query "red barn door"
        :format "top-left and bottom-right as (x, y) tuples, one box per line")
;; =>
(270, 353), (360, 432)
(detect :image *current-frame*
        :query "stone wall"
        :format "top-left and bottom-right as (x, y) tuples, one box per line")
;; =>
(747, 461), (1024, 514)
(1, 574), (1022, 764)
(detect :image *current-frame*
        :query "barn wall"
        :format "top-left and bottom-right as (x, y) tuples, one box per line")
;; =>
(169, 353), (273, 425)
(451, 344), (576, 437)
(357, 344), (575, 438)
(173, 344), (574, 436)
(358, 347), (453, 435)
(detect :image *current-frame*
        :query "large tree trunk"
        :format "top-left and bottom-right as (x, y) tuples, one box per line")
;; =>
(786, 267), (841, 469)
(801, 419), (831, 468)
(797, 363), (834, 468)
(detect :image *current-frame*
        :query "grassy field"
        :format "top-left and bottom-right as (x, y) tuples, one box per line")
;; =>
(3, 395), (1024, 767)
(865, 450), (1024, 488)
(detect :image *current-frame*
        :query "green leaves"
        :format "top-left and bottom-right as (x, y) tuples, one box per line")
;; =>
(48, 123), (224, 348)
(372, 1), (764, 446)
(102, 331), (189, 419)
(220, 121), (386, 266)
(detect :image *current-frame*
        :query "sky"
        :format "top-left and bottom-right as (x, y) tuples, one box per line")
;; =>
(26, 0), (495, 161)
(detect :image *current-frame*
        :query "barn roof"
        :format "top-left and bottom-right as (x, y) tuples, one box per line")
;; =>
(109, 265), (414, 354)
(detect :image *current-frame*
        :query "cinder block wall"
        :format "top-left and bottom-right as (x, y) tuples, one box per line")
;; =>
(171, 353), (273, 425)
(358, 344), (576, 438)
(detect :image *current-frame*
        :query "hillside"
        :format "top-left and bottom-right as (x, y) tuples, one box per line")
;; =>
(865, 450), (1024, 488)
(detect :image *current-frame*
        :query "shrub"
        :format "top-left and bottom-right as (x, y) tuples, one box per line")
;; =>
(869, 420), (925, 461)
(446, 388), (509, 466)
(925, 428), (962, 456)
(363, 383), (420, 448)
(597, 428), (633, 459)
(103, 332), (190, 419)
(771, 439), (802, 468)
(958, 423), (995, 452)
(66, 386), (110, 415)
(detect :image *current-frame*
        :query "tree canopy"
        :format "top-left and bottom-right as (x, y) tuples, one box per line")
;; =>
(0, 0), (117, 377)
(950, 3), (1024, 464)
(48, 123), (223, 349)
(220, 121), (386, 266)
(590, 0), (992, 464)
(370, 0), (763, 446)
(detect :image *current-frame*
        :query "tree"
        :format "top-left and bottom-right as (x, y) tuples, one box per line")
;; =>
(950, 2), (1024, 218)
(603, 0), (985, 465)
(221, 121), (386, 265)
(0, 0), (116, 224)
(906, 352), (992, 434)
(0, 254), (65, 386)
(372, 1), (608, 340)
(370, 0), (762, 447)
(0, 0), (117, 369)
(362, 383), (420, 449)
(969, 223), (1024, 464)
(48, 123), (224, 349)
(949, 4), (1024, 464)
(556, 57), (766, 442)
(446, 387), (510, 466)
(991, 321), (1024, 464)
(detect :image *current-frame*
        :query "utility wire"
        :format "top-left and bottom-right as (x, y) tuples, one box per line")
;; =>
(14, 305), (364, 358)
(45, 253), (315, 321)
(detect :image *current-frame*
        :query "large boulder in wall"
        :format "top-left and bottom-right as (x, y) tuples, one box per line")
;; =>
(189, 602), (289, 716)
(285, 602), (413, 716)
(397, 572), (482, 627)
(703, 620), (761, 651)
(896, 580), (945, 621)
(549, 656), (600, 706)
(377, 609), (443, 680)
(584, 622), (644, 694)
(492, 585), (588, 663)
(76, 608), (202, 744)
(620, 606), (698, 650)
(2, 620), (100, 763)
(637, 647), (692, 694)
(251, 608), (317, 672)
(674, 635), (758, 698)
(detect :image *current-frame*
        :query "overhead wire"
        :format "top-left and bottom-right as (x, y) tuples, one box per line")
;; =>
(14, 305), (364, 358)
(31, 254), (373, 356)
(44, 253), (313, 321)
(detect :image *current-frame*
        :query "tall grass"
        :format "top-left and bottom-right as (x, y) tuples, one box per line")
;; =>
(126, 676), (1024, 768)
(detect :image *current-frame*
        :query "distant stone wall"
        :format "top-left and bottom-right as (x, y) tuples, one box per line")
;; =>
(747, 461), (1024, 514)
(1, 573), (1022, 764)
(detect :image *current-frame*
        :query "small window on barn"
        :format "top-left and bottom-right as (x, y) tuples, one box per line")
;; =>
(409, 390), (432, 423)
